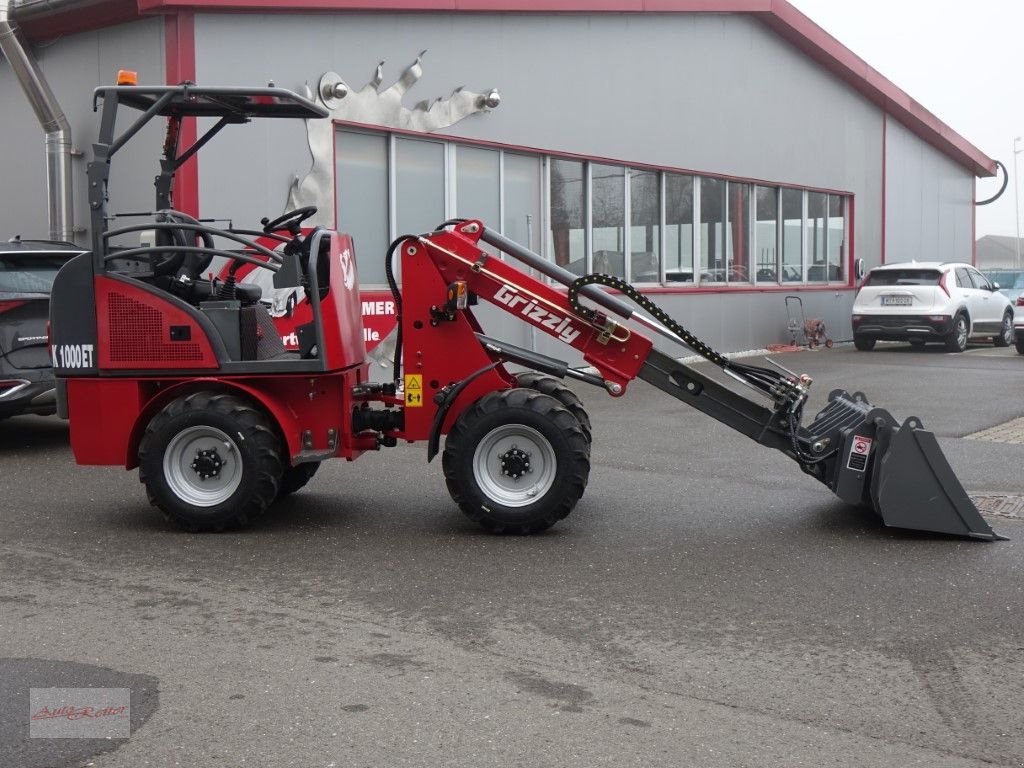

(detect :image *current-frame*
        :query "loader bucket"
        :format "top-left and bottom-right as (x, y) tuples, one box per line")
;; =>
(869, 420), (1006, 540)
(814, 392), (1005, 541)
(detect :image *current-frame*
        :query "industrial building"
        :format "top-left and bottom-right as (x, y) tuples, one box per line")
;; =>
(0, 0), (996, 352)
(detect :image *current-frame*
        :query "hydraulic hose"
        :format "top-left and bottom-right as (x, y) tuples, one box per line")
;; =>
(385, 233), (418, 385)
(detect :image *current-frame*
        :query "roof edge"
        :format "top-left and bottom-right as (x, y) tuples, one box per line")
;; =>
(10, 0), (997, 177)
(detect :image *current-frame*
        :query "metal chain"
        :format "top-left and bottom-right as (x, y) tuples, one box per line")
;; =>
(567, 273), (733, 368)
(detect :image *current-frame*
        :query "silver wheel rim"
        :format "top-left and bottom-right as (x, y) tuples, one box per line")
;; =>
(472, 424), (557, 508)
(1002, 315), (1012, 344)
(163, 425), (242, 507)
(956, 318), (968, 348)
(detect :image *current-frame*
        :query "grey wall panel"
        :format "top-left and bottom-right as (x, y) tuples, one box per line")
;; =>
(202, 11), (965, 352)
(194, 12), (883, 261)
(0, 18), (166, 244)
(884, 117), (974, 264)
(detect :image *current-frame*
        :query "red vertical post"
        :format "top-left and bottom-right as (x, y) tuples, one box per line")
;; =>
(163, 12), (198, 217)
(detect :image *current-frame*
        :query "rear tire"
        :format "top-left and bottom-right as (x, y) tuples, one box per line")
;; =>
(442, 389), (590, 534)
(944, 313), (969, 352)
(513, 372), (593, 445)
(993, 311), (1013, 347)
(1015, 335), (1024, 355)
(853, 336), (875, 351)
(138, 392), (283, 531)
(278, 462), (319, 497)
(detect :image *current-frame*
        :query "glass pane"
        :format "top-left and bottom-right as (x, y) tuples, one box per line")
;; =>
(549, 158), (586, 274)
(827, 194), (844, 282)
(592, 163), (625, 278)
(665, 173), (694, 282)
(396, 137), (445, 238)
(0, 254), (71, 292)
(781, 188), (802, 282)
(807, 191), (827, 281)
(456, 146), (499, 227)
(754, 186), (778, 283)
(700, 177), (726, 282)
(336, 130), (389, 285)
(503, 153), (542, 252)
(725, 182), (750, 283)
(630, 169), (660, 282)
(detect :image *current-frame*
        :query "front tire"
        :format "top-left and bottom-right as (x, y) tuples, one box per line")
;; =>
(944, 313), (969, 352)
(994, 311), (1013, 347)
(513, 372), (593, 445)
(278, 462), (319, 497)
(442, 389), (590, 534)
(853, 335), (875, 351)
(138, 392), (283, 531)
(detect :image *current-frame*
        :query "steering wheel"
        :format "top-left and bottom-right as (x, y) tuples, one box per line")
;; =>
(261, 206), (317, 235)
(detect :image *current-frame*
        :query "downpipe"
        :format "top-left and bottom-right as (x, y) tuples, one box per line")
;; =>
(0, 0), (75, 242)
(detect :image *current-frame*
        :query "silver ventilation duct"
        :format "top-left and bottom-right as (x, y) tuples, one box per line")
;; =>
(0, 0), (74, 242)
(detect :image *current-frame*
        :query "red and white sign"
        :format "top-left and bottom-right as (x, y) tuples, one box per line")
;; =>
(852, 435), (873, 455)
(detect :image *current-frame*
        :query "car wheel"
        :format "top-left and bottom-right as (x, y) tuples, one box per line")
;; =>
(1015, 335), (1024, 355)
(993, 311), (1013, 347)
(442, 389), (590, 534)
(944, 313), (969, 352)
(138, 392), (283, 531)
(853, 336), (875, 351)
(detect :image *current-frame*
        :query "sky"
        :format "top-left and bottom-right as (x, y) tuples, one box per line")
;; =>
(787, 0), (1024, 240)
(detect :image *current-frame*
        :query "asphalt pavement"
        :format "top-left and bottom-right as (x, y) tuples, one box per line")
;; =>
(2, 342), (1023, 767)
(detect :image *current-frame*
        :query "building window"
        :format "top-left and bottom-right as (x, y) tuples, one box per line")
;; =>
(335, 131), (389, 285)
(335, 127), (850, 289)
(665, 173), (694, 282)
(395, 138), (445, 239)
(725, 182), (751, 283)
(630, 169), (661, 283)
(456, 146), (499, 232)
(828, 194), (845, 282)
(549, 158), (586, 274)
(592, 163), (625, 279)
(781, 187), (803, 282)
(755, 186), (778, 283)
(503, 154), (543, 253)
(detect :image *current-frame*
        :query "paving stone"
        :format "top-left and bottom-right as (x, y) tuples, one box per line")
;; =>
(964, 415), (1024, 445)
(969, 493), (1024, 519)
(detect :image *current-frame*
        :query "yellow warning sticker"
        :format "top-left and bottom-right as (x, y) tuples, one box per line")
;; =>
(404, 374), (424, 407)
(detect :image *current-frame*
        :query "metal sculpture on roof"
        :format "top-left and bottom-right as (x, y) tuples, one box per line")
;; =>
(286, 51), (501, 223)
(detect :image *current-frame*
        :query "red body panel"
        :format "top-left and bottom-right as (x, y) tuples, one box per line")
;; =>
(318, 233), (367, 371)
(66, 369), (373, 469)
(66, 379), (150, 465)
(95, 275), (219, 369)
(397, 222), (653, 441)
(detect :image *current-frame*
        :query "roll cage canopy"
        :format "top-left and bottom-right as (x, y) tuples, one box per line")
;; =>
(87, 82), (328, 260)
(92, 84), (328, 120)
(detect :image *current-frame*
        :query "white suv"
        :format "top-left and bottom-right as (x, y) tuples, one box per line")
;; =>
(851, 262), (1014, 352)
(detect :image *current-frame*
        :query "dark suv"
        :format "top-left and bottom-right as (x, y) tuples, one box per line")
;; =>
(0, 238), (84, 418)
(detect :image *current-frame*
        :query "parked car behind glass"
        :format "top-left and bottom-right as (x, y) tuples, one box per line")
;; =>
(0, 238), (84, 418)
(851, 261), (1013, 352)
(982, 269), (1024, 305)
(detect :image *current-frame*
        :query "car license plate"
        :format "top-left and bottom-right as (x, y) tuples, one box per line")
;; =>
(881, 295), (912, 306)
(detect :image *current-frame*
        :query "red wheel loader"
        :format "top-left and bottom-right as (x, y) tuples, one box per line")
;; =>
(49, 81), (1004, 540)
